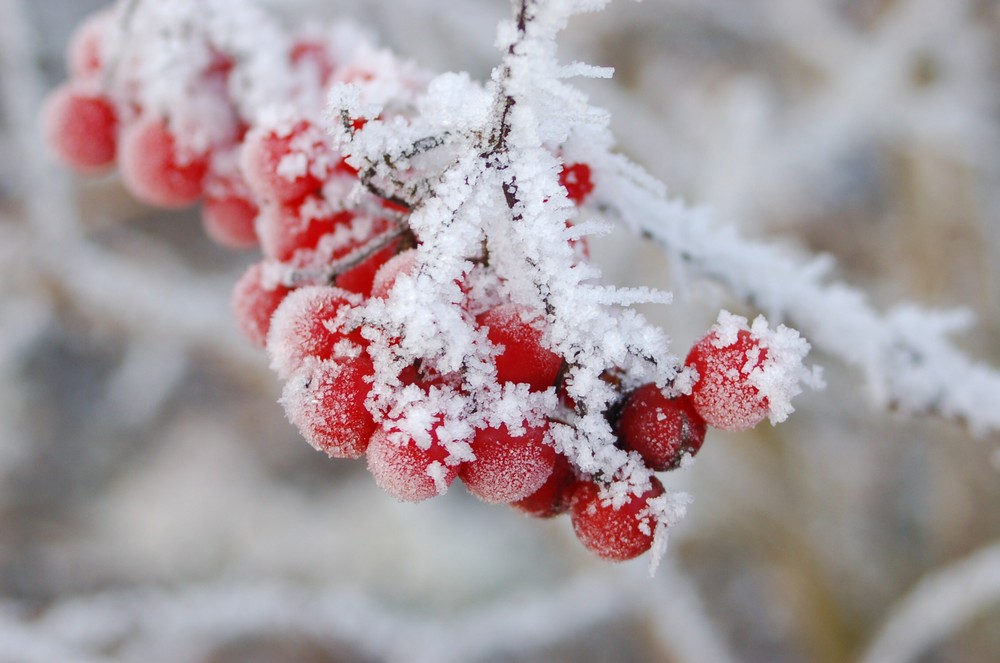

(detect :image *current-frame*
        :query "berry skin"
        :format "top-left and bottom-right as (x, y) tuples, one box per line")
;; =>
(370, 248), (418, 298)
(266, 285), (366, 379)
(335, 240), (399, 297)
(686, 328), (770, 431)
(240, 120), (326, 203)
(256, 196), (353, 261)
(478, 304), (563, 392)
(366, 420), (459, 502)
(617, 385), (707, 471)
(558, 162), (594, 206)
(460, 422), (555, 504)
(231, 262), (293, 348)
(511, 453), (578, 518)
(281, 354), (376, 459)
(202, 194), (259, 249)
(202, 171), (259, 249)
(67, 10), (111, 78)
(42, 83), (118, 173)
(119, 116), (208, 208)
(570, 477), (664, 562)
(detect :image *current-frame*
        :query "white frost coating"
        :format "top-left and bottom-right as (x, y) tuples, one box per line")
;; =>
(276, 152), (309, 182)
(104, 0), (294, 150)
(646, 491), (693, 577)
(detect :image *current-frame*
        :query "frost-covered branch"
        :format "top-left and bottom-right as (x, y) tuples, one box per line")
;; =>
(0, 558), (749, 663)
(600, 169), (1000, 434)
(858, 540), (1000, 663)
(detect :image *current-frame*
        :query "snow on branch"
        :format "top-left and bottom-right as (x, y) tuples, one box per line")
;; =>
(598, 166), (1000, 435)
(858, 540), (1000, 663)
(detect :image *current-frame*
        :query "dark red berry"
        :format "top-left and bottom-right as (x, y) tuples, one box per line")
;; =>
(511, 453), (578, 518)
(617, 385), (706, 471)
(559, 162), (594, 205)
(478, 304), (563, 392)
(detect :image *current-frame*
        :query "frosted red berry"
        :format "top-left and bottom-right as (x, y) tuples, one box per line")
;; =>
(366, 420), (458, 502)
(686, 328), (770, 431)
(119, 116), (208, 208)
(478, 304), (563, 392)
(559, 162), (594, 206)
(43, 83), (118, 173)
(266, 285), (366, 379)
(511, 453), (578, 518)
(570, 477), (664, 562)
(241, 120), (326, 203)
(617, 385), (707, 471)
(201, 186), (259, 249)
(256, 196), (353, 261)
(460, 422), (555, 504)
(67, 10), (110, 78)
(281, 353), (376, 459)
(370, 248), (418, 298)
(231, 262), (293, 347)
(335, 240), (399, 297)
(290, 38), (335, 85)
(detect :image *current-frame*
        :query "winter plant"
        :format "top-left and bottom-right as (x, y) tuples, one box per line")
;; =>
(41, 0), (1000, 574)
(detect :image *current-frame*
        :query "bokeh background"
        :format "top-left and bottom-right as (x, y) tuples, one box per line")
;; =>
(2, 0), (999, 661)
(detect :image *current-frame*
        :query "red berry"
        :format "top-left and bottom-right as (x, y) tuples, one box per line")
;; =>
(281, 354), (376, 459)
(371, 248), (418, 298)
(202, 194), (258, 249)
(119, 116), (208, 208)
(67, 10), (111, 78)
(241, 120), (326, 203)
(478, 304), (563, 391)
(335, 240), (399, 297)
(256, 196), (353, 261)
(511, 453), (578, 518)
(559, 162), (594, 206)
(686, 327), (770, 431)
(570, 477), (664, 562)
(460, 422), (555, 503)
(366, 419), (458, 502)
(42, 83), (118, 173)
(290, 38), (335, 85)
(266, 285), (366, 379)
(201, 171), (259, 248)
(231, 262), (292, 347)
(617, 385), (707, 471)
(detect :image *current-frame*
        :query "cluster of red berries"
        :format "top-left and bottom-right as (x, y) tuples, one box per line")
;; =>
(44, 4), (782, 564)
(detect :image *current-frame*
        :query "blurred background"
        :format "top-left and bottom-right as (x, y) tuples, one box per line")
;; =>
(2, 0), (999, 661)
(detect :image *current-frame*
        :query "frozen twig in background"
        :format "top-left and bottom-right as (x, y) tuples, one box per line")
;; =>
(0, 573), (647, 663)
(858, 541), (1000, 663)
